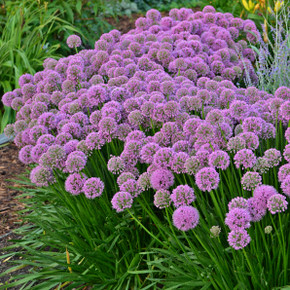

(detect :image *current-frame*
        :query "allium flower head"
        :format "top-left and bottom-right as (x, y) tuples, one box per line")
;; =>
(264, 148), (281, 167)
(241, 172), (262, 191)
(107, 156), (125, 174)
(137, 172), (151, 191)
(120, 179), (142, 197)
(267, 194), (288, 214)
(67, 35), (82, 48)
(228, 229), (251, 250)
(150, 168), (174, 190)
(65, 151), (87, 173)
(234, 149), (256, 169)
(111, 191), (133, 212)
(278, 164), (290, 183)
(83, 177), (104, 199)
(228, 197), (248, 210)
(225, 208), (251, 230)
(172, 206), (199, 231)
(281, 175), (290, 197)
(30, 166), (55, 187)
(247, 197), (267, 222)
(65, 173), (86, 195)
(208, 150), (230, 170)
(171, 185), (196, 208)
(264, 225), (273, 234)
(210, 225), (221, 238)
(117, 172), (135, 187)
(154, 189), (172, 209)
(195, 167), (219, 192)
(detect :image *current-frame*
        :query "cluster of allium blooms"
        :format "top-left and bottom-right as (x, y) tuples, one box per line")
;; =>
(2, 7), (290, 247)
(225, 184), (288, 250)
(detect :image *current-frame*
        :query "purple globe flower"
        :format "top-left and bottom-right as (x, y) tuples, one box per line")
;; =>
(83, 177), (104, 199)
(65, 173), (86, 195)
(154, 189), (172, 209)
(228, 197), (248, 210)
(120, 179), (142, 197)
(171, 185), (196, 208)
(67, 35), (82, 48)
(241, 172), (262, 191)
(30, 166), (55, 187)
(267, 194), (288, 214)
(150, 168), (174, 190)
(228, 229), (251, 250)
(225, 208), (251, 230)
(65, 151), (87, 173)
(195, 167), (219, 192)
(281, 175), (290, 197)
(172, 206), (199, 231)
(111, 191), (133, 212)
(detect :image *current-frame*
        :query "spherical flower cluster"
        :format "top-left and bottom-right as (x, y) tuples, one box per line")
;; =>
(225, 208), (251, 230)
(195, 167), (219, 192)
(83, 177), (104, 199)
(267, 194), (288, 214)
(172, 206), (199, 231)
(154, 189), (172, 209)
(228, 229), (251, 250)
(111, 191), (133, 212)
(67, 35), (82, 49)
(171, 185), (196, 207)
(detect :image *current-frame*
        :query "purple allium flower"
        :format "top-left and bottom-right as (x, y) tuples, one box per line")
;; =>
(154, 189), (171, 209)
(140, 142), (160, 164)
(247, 197), (267, 222)
(195, 167), (219, 192)
(278, 164), (290, 183)
(65, 151), (87, 173)
(150, 168), (174, 190)
(227, 136), (246, 153)
(253, 185), (277, 209)
(19, 145), (34, 164)
(228, 197), (248, 210)
(267, 194), (288, 214)
(65, 173), (86, 195)
(170, 152), (188, 174)
(137, 172), (151, 191)
(184, 156), (201, 175)
(83, 177), (104, 199)
(241, 172), (262, 191)
(117, 172), (135, 187)
(225, 208), (251, 230)
(228, 229), (251, 250)
(281, 175), (290, 197)
(171, 185), (196, 208)
(67, 35), (82, 48)
(30, 166), (55, 187)
(239, 132), (259, 150)
(107, 156), (125, 174)
(253, 157), (270, 174)
(4, 124), (15, 138)
(31, 144), (49, 163)
(283, 145), (290, 162)
(111, 191), (133, 212)
(153, 148), (173, 168)
(234, 149), (256, 169)
(120, 179), (142, 197)
(208, 150), (230, 170)
(172, 206), (199, 231)
(264, 148), (282, 167)
(85, 132), (105, 151)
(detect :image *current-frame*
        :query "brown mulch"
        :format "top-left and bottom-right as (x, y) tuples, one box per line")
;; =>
(0, 143), (28, 236)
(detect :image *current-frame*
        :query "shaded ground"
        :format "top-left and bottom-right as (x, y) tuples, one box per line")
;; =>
(0, 143), (27, 236)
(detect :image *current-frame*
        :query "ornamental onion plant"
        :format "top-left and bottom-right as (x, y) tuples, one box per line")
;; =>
(1, 5), (289, 289)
